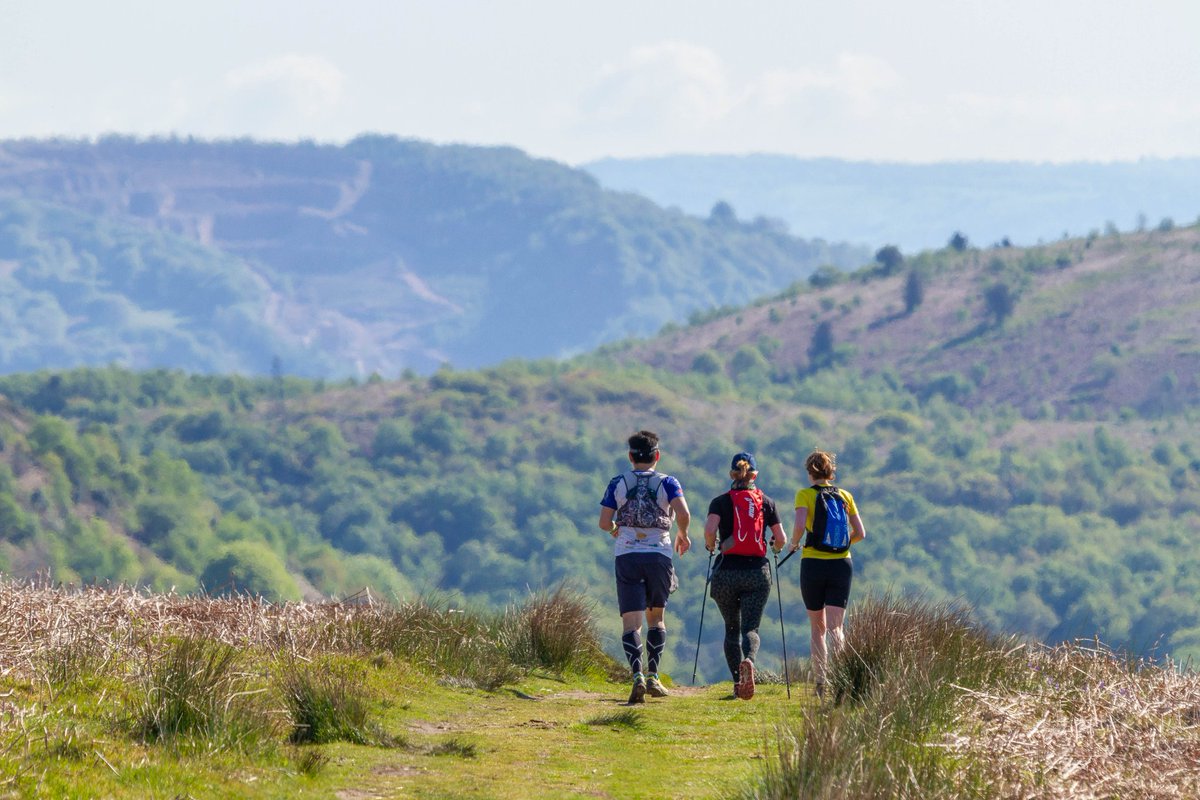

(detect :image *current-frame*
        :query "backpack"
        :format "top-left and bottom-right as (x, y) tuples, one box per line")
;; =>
(721, 488), (766, 557)
(615, 471), (671, 531)
(805, 485), (851, 553)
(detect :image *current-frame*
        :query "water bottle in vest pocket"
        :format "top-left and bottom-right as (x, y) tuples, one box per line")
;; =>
(807, 485), (850, 553)
(722, 488), (766, 557)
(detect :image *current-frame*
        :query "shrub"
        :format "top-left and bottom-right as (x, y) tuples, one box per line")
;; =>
(200, 542), (301, 601)
(279, 658), (399, 747)
(128, 636), (272, 750)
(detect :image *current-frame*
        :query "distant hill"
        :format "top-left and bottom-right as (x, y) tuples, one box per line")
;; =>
(583, 155), (1200, 252)
(612, 225), (1200, 418)
(0, 137), (867, 377)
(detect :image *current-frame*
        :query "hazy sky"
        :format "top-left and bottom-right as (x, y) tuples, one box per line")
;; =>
(2, 1), (1197, 165)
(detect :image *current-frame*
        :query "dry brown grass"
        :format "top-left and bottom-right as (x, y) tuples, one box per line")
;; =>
(945, 642), (1200, 799)
(0, 578), (371, 682)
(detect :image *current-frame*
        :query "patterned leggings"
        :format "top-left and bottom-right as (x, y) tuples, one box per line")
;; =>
(709, 565), (772, 681)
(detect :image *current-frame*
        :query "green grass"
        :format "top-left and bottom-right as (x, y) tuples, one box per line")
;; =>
(5, 583), (1200, 798)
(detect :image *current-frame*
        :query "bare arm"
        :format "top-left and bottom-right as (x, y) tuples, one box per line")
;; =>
(671, 496), (691, 554)
(704, 513), (720, 553)
(850, 513), (866, 545)
(768, 522), (787, 553)
(790, 507), (808, 552)
(598, 506), (618, 538)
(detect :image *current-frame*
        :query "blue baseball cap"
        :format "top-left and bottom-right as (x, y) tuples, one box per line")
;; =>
(731, 452), (757, 471)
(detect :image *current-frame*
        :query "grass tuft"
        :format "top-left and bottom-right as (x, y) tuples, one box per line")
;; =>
(279, 658), (401, 747)
(504, 584), (621, 677)
(429, 738), (478, 758)
(751, 594), (1019, 800)
(127, 636), (272, 751)
(584, 709), (644, 730)
(293, 746), (331, 776)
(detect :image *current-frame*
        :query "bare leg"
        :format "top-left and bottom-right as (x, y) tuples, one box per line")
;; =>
(825, 605), (846, 662)
(807, 608), (828, 686)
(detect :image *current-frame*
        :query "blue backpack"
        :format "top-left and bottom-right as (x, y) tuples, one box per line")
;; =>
(806, 485), (850, 553)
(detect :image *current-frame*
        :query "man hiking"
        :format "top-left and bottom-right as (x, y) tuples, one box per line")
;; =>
(598, 430), (691, 704)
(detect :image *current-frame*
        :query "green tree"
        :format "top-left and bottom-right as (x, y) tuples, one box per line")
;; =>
(808, 321), (835, 369)
(983, 282), (1015, 325)
(874, 245), (904, 275)
(903, 269), (925, 314)
(200, 542), (300, 600)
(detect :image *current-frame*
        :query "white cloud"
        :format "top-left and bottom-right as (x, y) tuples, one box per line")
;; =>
(567, 44), (904, 156)
(225, 55), (345, 118)
(583, 41), (734, 129)
(751, 55), (900, 116)
(161, 54), (349, 140)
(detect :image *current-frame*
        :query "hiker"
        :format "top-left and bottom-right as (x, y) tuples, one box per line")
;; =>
(703, 452), (786, 700)
(598, 430), (692, 704)
(788, 449), (866, 698)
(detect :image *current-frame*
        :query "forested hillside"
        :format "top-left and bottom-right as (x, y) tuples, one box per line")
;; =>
(0, 137), (866, 376)
(1, 225), (1198, 681)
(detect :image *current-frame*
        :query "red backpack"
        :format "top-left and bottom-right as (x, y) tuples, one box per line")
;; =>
(721, 488), (766, 557)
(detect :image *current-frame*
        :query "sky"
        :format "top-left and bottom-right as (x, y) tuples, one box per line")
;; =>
(2, 0), (1198, 166)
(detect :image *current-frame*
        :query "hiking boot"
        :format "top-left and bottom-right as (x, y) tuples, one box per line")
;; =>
(627, 673), (646, 704)
(737, 658), (755, 700)
(646, 674), (669, 697)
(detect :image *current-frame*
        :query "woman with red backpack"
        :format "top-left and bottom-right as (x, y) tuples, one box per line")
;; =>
(703, 452), (787, 700)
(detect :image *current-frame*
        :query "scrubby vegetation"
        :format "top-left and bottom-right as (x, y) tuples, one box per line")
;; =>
(3, 581), (1196, 798)
(751, 596), (1200, 799)
(0, 578), (616, 796)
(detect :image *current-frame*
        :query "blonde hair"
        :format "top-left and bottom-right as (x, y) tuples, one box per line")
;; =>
(729, 458), (756, 483)
(805, 450), (837, 481)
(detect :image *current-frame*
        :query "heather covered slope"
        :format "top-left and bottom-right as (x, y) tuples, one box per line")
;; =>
(615, 225), (1200, 418)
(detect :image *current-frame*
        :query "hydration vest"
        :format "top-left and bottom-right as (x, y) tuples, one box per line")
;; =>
(615, 471), (672, 531)
(721, 488), (766, 557)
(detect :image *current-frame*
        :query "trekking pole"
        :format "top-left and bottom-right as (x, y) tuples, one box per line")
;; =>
(691, 549), (715, 685)
(776, 547), (798, 569)
(772, 549), (791, 699)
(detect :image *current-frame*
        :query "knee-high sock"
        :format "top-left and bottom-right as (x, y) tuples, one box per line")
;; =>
(646, 627), (666, 675)
(621, 630), (643, 675)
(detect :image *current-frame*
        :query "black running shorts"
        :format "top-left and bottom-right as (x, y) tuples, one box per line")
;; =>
(615, 552), (677, 614)
(799, 557), (853, 611)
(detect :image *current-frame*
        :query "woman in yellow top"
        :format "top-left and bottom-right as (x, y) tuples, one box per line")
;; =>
(788, 450), (867, 697)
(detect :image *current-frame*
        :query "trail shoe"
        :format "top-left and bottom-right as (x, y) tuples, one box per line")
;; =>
(646, 674), (669, 697)
(627, 673), (647, 704)
(737, 658), (755, 700)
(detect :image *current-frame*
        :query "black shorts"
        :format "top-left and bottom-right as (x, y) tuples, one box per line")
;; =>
(615, 553), (677, 614)
(799, 557), (853, 611)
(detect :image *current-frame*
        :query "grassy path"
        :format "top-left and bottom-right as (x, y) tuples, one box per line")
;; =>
(321, 675), (812, 800)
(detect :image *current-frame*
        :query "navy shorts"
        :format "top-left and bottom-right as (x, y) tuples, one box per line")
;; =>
(799, 557), (853, 611)
(615, 553), (677, 614)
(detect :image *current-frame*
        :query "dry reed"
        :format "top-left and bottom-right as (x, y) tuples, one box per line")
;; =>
(942, 641), (1200, 799)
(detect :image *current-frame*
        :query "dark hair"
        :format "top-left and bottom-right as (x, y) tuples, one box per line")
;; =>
(628, 430), (660, 462)
(806, 449), (836, 481)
